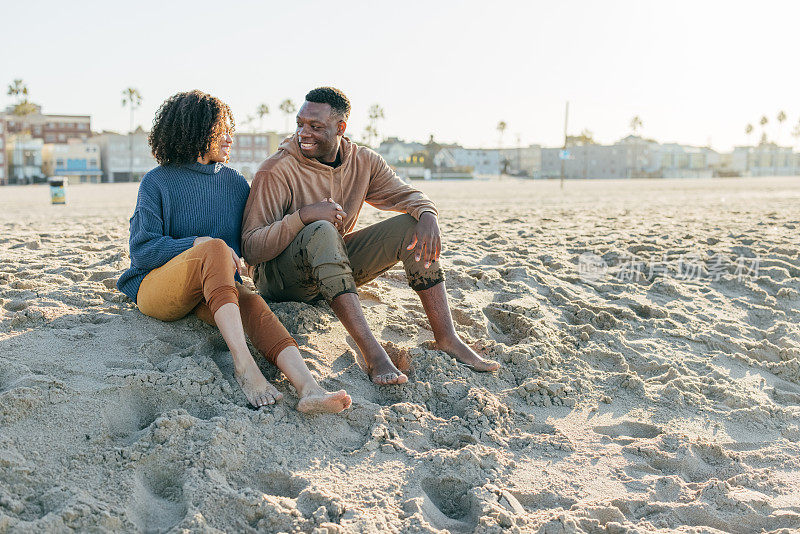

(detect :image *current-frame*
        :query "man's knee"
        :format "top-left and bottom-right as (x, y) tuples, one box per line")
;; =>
(299, 220), (346, 258)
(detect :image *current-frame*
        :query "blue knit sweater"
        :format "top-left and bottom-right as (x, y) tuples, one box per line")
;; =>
(117, 161), (250, 303)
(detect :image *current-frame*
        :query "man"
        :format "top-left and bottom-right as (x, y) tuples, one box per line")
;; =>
(242, 87), (499, 385)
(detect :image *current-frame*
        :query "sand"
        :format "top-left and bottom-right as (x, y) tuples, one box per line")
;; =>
(0, 176), (799, 533)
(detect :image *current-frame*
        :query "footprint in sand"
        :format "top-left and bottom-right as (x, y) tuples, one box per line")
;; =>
(128, 462), (187, 533)
(419, 477), (477, 531)
(593, 420), (663, 441)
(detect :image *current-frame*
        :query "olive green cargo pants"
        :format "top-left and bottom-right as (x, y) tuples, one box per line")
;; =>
(253, 214), (444, 303)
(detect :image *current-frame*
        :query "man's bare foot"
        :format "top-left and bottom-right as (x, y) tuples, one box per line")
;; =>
(437, 336), (500, 372)
(366, 348), (408, 385)
(234, 357), (283, 408)
(297, 388), (352, 414)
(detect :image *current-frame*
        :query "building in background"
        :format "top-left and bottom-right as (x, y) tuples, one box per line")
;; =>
(42, 139), (103, 183)
(5, 136), (44, 184)
(377, 137), (427, 165)
(731, 144), (795, 177)
(434, 147), (501, 176)
(226, 131), (283, 179)
(90, 129), (155, 182)
(1, 105), (90, 143)
(656, 144), (715, 178)
(0, 118), (6, 185)
(500, 144), (542, 177)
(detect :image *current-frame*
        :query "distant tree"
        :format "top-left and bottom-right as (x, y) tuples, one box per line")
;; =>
(567, 128), (596, 146)
(362, 104), (385, 147)
(256, 103), (270, 131)
(496, 120), (507, 147)
(121, 87), (143, 132)
(7, 79), (36, 117)
(745, 123), (754, 145)
(629, 115), (643, 136)
(122, 87), (143, 181)
(777, 110), (787, 145)
(759, 115), (769, 144)
(279, 99), (296, 132)
(793, 119), (800, 145)
(424, 134), (441, 170)
(759, 132), (768, 146)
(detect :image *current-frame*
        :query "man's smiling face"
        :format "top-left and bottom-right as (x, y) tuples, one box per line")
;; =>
(296, 101), (345, 163)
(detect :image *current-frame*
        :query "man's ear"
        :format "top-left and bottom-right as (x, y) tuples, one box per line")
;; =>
(337, 120), (347, 136)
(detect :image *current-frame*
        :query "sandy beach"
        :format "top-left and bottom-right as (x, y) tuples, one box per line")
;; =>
(1, 176), (799, 533)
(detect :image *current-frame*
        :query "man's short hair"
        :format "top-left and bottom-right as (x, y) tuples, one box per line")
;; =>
(305, 87), (351, 121)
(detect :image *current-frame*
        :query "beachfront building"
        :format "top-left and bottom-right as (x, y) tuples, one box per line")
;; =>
(500, 144), (542, 177)
(731, 144), (795, 177)
(0, 118), (6, 185)
(5, 136), (44, 184)
(42, 139), (103, 184)
(541, 136), (664, 179)
(90, 129), (155, 182)
(434, 147), (501, 176)
(1, 105), (91, 143)
(226, 131), (282, 180)
(377, 137), (427, 165)
(656, 144), (715, 178)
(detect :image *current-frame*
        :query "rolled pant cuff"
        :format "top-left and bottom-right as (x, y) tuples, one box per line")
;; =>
(319, 275), (358, 303)
(262, 337), (299, 366)
(408, 271), (445, 292)
(206, 285), (239, 315)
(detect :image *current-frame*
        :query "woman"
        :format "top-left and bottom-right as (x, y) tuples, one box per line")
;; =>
(117, 90), (351, 414)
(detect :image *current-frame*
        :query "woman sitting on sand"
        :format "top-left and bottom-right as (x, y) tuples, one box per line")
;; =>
(116, 90), (351, 414)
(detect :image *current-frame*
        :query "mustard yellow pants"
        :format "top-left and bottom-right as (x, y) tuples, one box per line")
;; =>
(137, 238), (297, 364)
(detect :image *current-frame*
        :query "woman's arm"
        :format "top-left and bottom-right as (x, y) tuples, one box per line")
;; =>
(128, 177), (197, 271)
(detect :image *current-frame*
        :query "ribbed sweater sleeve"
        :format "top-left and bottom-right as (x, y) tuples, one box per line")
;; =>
(241, 169), (306, 266)
(364, 150), (438, 220)
(127, 174), (197, 271)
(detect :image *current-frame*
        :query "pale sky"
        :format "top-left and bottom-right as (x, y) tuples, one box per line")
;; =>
(3, 0), (799, 151)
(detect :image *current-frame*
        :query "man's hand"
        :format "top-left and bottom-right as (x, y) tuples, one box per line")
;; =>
(406, 212), (441, 268)
(299, 198), (347, 233)
(193, 236), (245, 276)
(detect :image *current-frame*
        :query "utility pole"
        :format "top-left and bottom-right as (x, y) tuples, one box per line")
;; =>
(560, 101), (569, 190)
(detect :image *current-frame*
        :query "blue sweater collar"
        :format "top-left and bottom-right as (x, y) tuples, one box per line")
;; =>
(182, 161), (223, 174)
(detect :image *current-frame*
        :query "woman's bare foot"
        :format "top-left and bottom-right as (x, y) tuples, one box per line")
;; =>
(437, 336), (500, 372)
(297, 388), (352, 414)
(234, 356), (283, 408)
(365, 348), (408, 385)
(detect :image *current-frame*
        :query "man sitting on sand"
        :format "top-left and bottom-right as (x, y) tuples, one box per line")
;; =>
(241, 87), (499, 385)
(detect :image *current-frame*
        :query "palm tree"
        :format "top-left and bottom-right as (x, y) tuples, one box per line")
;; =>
(7, 79), (36, 117)
(629, 115), (643, 136)
(256, 103), (269, 131)
(759, 115), (769, 144)
(777, 110), (787, 145)
(496, 120), (507, 148)
(793, 119), (800, 146)
(279, 99), (296, 133)
(745, 123), (754, 145)
(122, 87), (143, 182)
(364, 104), (385, 147)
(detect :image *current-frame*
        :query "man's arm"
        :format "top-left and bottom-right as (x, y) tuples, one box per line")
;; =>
(364, 151), (438, 219)
(241, 170), (305, 266)
(365, 151), (441, 267)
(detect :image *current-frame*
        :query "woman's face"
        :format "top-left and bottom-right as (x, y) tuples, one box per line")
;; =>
(207, 125), (233, 163)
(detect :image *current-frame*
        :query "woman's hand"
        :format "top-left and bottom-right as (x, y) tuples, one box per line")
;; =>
(194, 236), (245, 275)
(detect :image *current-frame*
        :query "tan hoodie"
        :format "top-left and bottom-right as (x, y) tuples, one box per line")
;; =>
(241, 134), (438, 265)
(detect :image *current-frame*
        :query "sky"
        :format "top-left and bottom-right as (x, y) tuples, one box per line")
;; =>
(3, 0), (799, 151)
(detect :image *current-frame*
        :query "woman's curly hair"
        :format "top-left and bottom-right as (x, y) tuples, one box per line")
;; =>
(149, 90), (235, 166)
